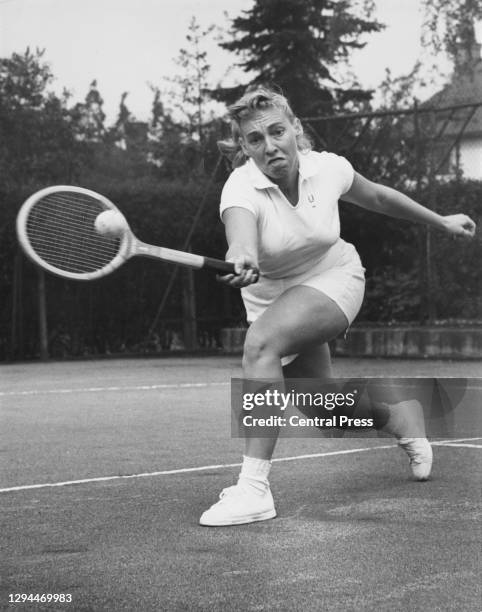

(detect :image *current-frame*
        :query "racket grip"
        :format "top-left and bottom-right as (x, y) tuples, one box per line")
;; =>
(203, 257), (259, 282)
(203, 257), (236, 274)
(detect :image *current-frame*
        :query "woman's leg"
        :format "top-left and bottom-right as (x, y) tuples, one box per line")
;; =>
(368, 382), (433, 481)
(241, 286), (347, 460)
(200, 287), (347, 526)
(283, 342), (333, 378)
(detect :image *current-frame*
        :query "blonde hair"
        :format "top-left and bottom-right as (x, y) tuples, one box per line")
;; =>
(218, 87), (312, 168)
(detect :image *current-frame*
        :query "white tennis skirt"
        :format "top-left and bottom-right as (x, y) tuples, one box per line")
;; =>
(241, 239), (366, 326)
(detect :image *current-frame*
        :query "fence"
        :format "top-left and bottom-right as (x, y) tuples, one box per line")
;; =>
(303, 100), (481, 325)
(4, 101), (482, 361)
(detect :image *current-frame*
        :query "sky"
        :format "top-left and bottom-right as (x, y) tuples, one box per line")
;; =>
(1, 0), (480, 123)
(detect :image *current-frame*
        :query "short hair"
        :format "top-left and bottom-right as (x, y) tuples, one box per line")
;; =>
(218, 86), (312, 168)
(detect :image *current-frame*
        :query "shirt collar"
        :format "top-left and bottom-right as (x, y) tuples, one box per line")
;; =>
(298, 150), (318, 180)
(246, 151), (317, 190)
(246, 158), (276, 189)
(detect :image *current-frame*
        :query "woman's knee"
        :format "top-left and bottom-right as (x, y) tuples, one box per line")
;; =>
(242, 327), (280, 367)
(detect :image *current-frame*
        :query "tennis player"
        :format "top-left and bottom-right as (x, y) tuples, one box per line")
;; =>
(199, 87), (476, 527)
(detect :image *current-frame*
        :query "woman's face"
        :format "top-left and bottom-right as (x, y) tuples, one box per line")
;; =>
(239, 107), (301, 187)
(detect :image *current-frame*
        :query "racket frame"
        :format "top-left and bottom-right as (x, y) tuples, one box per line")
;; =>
(16, 185), (131, 281)
(16, 185), (237, 281)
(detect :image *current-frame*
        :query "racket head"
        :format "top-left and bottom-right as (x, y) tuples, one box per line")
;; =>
(16, 186), (132, 280)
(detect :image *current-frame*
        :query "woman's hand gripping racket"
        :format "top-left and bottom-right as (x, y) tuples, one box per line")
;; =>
(16, 186), (259, 282)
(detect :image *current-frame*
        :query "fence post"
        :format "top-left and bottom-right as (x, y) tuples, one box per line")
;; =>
(11, 250), (23, 359)
(413, 100), (426, 323)
(426, 109), (437, 323)
(182, 254), (198, 350)
(38, 269), (49, 360)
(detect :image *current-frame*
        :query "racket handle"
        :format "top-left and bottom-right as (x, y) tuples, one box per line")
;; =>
(203, 257), (259, 282)
(203, 257), (236, 273)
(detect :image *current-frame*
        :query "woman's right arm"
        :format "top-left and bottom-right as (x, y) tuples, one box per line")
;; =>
(219, 206), (259, 288)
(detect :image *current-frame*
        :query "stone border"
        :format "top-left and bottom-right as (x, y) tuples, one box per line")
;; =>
(220, 327), (482, 359)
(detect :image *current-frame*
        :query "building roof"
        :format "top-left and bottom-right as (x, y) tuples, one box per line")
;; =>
(423, 42), (482, 138)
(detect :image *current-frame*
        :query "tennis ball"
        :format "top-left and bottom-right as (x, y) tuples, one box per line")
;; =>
(94, 210), (128, 237)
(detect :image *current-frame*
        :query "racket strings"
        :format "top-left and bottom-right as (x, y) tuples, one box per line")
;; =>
(27, 219), (119, 256)
(25, 193), (122, 274)
(25, 233), (118, 267)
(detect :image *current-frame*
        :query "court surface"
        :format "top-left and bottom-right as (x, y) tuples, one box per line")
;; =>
(1, 356), (481, 612)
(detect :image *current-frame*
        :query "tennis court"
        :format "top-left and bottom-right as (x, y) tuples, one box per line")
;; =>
(1, 356), (481, 611)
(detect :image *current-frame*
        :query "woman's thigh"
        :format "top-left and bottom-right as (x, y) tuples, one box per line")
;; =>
(283, 342), (333, 378)
(246, 285), (348, 359)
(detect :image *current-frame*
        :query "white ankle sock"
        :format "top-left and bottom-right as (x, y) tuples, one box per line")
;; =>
(238, 456), (271, 493)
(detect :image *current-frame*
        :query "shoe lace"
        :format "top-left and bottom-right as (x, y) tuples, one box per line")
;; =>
(400, 439), (430, 464)
(218, 484), (249, 502)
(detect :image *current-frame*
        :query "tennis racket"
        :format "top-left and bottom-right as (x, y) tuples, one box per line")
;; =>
(16, 185), (253, 281)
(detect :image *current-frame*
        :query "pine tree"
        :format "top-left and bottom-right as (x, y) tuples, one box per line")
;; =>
(112, 92), (131, 149)
(149, 17), (224, 175)
(165, 17), (218, 144)
(217, 0), (383, 115)
(70, 80), (106, 142)
(146, 85), (188, 174)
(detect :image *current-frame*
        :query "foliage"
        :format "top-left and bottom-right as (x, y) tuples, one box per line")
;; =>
(421, 0), (482, 63)
(422, 179), (481, 320)
(0, 10), (480, 359)
(145, 19), (225, 177)
(1, 177), (231, 360)
(216, 0), (384, 115)
(346, 179), (481, 322)
(0, 46), (234, 360)
(0, 49), (80, 188)
(377, 63), (426, 110)
(70, 80), (106, 142)
(164, 17), (217, 143)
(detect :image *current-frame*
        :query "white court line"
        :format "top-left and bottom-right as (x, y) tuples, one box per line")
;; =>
(1, 437), (480, 494)
(0, 382), (229, 397)
(0, 445), (395, 493)
(2, 381), (481, 398)
(433, 443), (482, 449)
(432, 437), (482, 446)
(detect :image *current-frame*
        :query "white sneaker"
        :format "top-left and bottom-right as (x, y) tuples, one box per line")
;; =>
(398, 438), (433, 481)
(199, 482), (277, 526)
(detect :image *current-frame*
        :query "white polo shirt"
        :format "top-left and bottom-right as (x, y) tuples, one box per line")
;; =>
(220, 150), (355, 279)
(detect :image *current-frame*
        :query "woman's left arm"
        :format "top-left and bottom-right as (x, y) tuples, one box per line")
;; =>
(343, 172), (476, 238)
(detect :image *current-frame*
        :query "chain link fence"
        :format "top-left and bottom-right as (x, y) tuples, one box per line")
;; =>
(302, 101), (481, 324)
(4, 101), (481, 360)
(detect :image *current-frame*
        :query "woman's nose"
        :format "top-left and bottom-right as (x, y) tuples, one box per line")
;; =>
(264, 136), (277, 154)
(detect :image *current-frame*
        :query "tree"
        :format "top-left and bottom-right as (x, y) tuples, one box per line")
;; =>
(216, 0), (384, 115)
(145, 85), (193, 176)
(148, 17), (225, 177)
(90, 92), (152, 181)
(70, 80), (106, 143)
(0, 48), (77, 188)
(166, 17), (218, 144)
(111, 92), (132, 149)
(0, 47), (52, 111)
(421, 0), (482, 66)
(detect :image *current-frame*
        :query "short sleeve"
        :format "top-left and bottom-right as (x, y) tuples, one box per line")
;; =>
(321, 152), (355, 195)
(219, 168), (258, 221)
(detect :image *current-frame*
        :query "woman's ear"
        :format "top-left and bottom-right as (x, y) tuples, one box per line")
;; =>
(239, 137), (249, 157)
(293, 118), (303, 137)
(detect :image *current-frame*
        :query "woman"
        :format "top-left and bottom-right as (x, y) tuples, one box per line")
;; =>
(199, 87), (476, 527)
